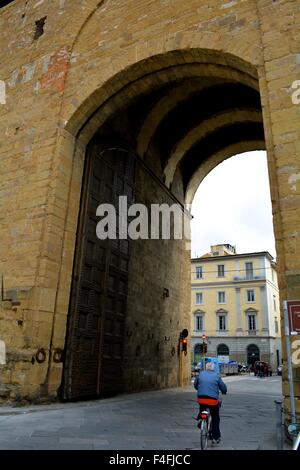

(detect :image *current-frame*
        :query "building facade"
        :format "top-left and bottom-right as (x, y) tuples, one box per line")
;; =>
(191, 244), (281, 370)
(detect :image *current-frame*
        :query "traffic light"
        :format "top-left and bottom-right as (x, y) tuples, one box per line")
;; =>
(180, 329), (188, 355)
(201, 343), (207, 354)
(182, 337), (188, 354)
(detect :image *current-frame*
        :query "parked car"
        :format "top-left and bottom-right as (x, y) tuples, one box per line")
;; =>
(277, 364), (283, 376)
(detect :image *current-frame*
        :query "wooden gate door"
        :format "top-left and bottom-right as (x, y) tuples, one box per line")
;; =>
(62, 140), (135, 400)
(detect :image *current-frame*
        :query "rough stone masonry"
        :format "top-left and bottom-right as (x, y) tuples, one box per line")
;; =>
(0, 0), (299, 425)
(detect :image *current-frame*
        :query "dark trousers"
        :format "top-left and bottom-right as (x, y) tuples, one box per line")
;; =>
(199, 404), (221, 440)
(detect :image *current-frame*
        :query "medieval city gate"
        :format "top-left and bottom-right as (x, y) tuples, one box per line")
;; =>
(60, 46), (265, 398)
(0, 1), (299, 422)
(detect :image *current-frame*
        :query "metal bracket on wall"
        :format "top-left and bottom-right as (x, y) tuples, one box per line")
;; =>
(53, 348), (64, 363)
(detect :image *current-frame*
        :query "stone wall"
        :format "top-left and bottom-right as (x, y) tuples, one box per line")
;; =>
(123, 159), (191, 392)
(0, 0), (299, 419)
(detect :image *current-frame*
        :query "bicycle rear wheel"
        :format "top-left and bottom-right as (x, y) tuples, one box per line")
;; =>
(200, 420), (208, 450)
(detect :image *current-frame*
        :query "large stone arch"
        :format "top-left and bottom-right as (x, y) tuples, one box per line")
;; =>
(136, 71), (259, 158)
(64, 54), (259, 143)
(60, 0), (262, 132)
(47, 47), (266, 398)
(1, 0), (298, 420)
(48, 43), (268, 396)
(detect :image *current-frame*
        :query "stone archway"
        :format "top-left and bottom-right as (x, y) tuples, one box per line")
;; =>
(55, 49), (266, 399)
(1, 0), (299, 424)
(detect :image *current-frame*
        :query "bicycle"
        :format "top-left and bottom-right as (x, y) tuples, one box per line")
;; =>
(198, 407), (212, 450)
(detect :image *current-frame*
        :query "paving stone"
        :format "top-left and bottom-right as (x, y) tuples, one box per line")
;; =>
(0, 377), (284, 450)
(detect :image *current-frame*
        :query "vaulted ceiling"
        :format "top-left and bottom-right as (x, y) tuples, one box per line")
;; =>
(94, 66), (265, 203)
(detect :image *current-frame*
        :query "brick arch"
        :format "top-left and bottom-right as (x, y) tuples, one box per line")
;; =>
(136, 74), (258, 159)
(1, 0), (297, 413)
(49, 48), (262, 398)
(64, 49), (258, 142)
(61, 0), (262, 137)
(185, 141), (266, 205)
(165, 109), (263, 188)
(61, 51), (262, 216)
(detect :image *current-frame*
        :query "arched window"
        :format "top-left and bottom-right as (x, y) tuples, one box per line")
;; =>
(247, 344), (260, 365)
(217, 343), (229, 356)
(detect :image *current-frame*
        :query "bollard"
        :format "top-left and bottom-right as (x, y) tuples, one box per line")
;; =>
(275, 400), (283, 450)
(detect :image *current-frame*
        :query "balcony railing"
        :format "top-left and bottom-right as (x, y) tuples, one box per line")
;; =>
(233, 275), (265, 281)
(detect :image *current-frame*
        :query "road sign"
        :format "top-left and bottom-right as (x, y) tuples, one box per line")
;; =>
(287, 301), (300, 334)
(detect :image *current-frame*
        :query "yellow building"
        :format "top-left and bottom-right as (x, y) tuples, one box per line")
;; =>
(191, 244), (281, 370)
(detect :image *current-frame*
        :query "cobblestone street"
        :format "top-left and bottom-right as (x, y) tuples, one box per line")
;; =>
(0, 375), (288, 450)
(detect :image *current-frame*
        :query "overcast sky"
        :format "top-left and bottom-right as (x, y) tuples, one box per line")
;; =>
(190, 151), (277, 260)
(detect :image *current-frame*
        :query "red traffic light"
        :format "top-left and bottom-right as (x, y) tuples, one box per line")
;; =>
(181, 337), (188, 354)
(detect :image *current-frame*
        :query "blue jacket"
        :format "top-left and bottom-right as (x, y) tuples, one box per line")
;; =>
(194, 371), (227, 400)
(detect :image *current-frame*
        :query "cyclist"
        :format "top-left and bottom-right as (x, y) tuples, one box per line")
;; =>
(194, 361), (227, 444)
